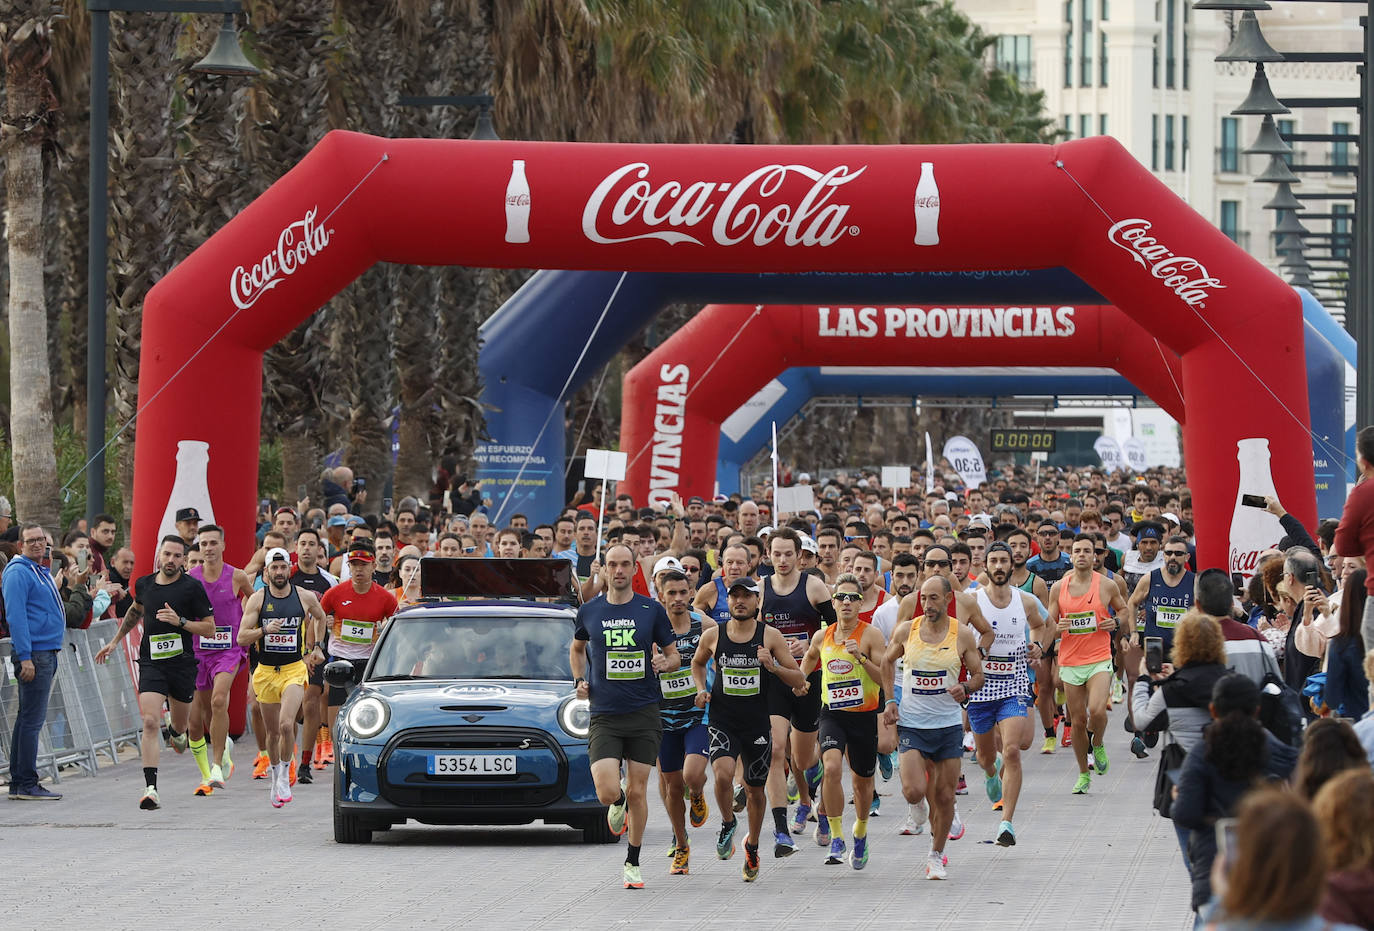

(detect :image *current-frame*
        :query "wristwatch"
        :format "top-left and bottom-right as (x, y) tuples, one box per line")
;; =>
(575, 677), (587, 688)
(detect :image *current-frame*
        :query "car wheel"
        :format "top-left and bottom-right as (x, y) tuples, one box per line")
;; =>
(578, 816), (620, 845)
(332, 759), (372, 844)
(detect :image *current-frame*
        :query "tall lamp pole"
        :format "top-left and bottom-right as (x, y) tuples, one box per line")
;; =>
(85, 0), (258, 523)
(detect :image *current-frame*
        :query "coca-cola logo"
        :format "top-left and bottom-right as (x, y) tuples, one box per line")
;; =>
(230, 208), (333, 311)
(1106, 219), (1226, 308)
(582, 162), (865, 247)
(916, 195), (940, 208)
(1230, 547), (1263, 576)
(506, 193), (530, 207)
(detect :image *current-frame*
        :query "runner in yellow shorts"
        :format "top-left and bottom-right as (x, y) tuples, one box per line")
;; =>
(238, 548), (327, 808)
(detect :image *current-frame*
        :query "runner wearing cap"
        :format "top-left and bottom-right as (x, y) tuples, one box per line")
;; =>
(237, 548), (327, 807)
(319, 539), (398, 738)
(691, 576), (807, 881)
(174, 506), (202, 548)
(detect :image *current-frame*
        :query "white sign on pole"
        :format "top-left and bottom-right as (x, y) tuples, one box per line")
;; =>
(941, 436), (987, 488)
(1122, 437), (1148, 473)
(584, 448), (627, 481)
(1094, 435), (1124, 472)
(774, 485), (816, 517)
(881, 466), (912, 490)
(924, 432), (936, 493)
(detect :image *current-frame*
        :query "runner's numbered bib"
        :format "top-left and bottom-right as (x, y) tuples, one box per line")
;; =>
(1065, 610), (1097, 634)
(607, 650), (645, 680)
(984, 655), (1017, 679)
(198, 626), (233, 651)
(340, 620), (375, 645)
(721, 665), (761, 696)
(908, 669), (949, 696)
(826, 678), (864, 710)
(659, 668), (696, 700)
(149, 633), (183, 660)
(264, 630), (297, 653)
(1154, 606), (1186, 630)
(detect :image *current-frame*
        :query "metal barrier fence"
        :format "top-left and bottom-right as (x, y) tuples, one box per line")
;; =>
(0, 619), (141, 783)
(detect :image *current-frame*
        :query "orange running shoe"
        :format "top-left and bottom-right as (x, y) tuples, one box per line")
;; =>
(289, 758), (298, 786)
(321, 737), (334, 765)
(1060, 724), (1073, 748)
(312, 742), (326, 770)
(252, 752), (271, 780)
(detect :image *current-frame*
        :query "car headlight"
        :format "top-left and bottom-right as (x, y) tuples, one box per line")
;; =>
(345, 696), (390, 739)
(558, 696), (590, 739)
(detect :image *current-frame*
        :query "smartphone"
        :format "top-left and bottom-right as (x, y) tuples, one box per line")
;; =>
(1215, 818), (1239, 870)
(353, 478), (366, 492)
(383, 496), (393, 514)
(1145, 636), (1164, 674)
(1301, 567), (1323, 590)
(1240, 493), (1267, 509)
(1231, 572), (1246, 597)
(298, 483), (308, 501)
(77, 549), (89, 573)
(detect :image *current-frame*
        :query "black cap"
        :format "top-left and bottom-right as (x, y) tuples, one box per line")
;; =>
(727, 577), (761, 595)
(687, 496), (705, 505)
(1135, 521), (1165, 541)
(175, 507), (201, 523)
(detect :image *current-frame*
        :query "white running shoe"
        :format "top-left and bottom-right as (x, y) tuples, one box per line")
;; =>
(926, 851), (947, 880)
(948, 804), (965, 841)
(961, 731), (975, 751)
(900, 799), (928, 835)
(277, 763), (293, 805)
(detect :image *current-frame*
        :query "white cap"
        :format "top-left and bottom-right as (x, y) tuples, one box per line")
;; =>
(758, 525), (775, 536)
(800, 535), (818, 555)
(797, 472), (811, 482)
(1161, 512), (1181, 525)
(653, 555), (684, 577)
(265, 547), (291, 565)
(945, 491), (959, 502)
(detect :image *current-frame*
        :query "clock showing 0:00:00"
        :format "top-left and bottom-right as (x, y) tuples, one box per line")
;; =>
(989, 429), (1056, 452)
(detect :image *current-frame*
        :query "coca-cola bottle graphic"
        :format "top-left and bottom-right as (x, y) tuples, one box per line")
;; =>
(505, 159), (530, 244)
(156, 440), (217, 543)
(914, 161), (940, 246)
(1228, 438), (1284, 583)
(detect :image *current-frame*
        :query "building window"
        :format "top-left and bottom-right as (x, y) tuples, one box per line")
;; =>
(995, 35), (1033, 85)
(1333, 120), (1352, 174)
(1152, 34), (1160, 89)
(1334, 204), (1351, 259)
(1219, 117), (1239, 172)
(1099, 114), (1109, 136)
(1064, 114), (1073, 138)
(1152, 115), (1159, 171)
(1081, 0), (1093, 85)
(1101, 0), (1109, 20)
(1064, 5), (1074, 89)
(1100, 29), (1109, 86)
(1165, 115), (1175, 171)
(1182, 1), (1191, 89)
(1182, 115), (1189, 172)
(1165, 0), (1177, 89)
(1220, 200), (1239, 242)
(1278, 118), (1295, 166)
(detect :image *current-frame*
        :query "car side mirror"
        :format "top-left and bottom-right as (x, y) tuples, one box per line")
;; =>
(324, 659), (357, 688)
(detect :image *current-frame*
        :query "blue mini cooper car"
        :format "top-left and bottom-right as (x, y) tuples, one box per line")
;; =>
(326, 559), (612, 844)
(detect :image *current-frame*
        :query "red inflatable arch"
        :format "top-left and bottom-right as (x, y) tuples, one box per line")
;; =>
(619, 302), (1185, 503)
(135, 131), (1312, 574)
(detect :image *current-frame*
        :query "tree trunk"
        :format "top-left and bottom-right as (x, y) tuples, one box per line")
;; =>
(279, 431), (322, 507)
(3, 19), (60, 531)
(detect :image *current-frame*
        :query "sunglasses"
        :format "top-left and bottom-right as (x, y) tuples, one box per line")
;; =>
(833, 591), (863, 603)
(1094, 548), (1106, 555)
(1164, 551), (1189, 558)
(924, 559), (951, 568)
(463, 546), (477, 553)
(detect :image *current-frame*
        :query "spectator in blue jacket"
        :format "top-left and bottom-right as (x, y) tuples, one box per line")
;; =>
(3, 523), (67, 800)
(1324, 570), (1370, 720)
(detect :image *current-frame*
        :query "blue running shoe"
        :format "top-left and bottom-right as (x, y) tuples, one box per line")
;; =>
(791, 802), (812, 835)
(773, 829), (796, 858)
(851, 835), (869, 870)
(825, 835), (847, 865)
(717, 819), (738, 860)
(878, 750), (896, 781)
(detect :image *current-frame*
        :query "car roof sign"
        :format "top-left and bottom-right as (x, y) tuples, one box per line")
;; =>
(419, 557), (579, 605)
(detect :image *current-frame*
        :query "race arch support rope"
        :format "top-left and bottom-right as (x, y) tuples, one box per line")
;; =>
(135, 132), (1313, 572)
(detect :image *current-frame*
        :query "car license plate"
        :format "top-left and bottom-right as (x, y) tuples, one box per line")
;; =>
(427, 754), (517, 776)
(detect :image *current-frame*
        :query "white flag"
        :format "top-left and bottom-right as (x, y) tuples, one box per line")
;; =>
(924, 431), (935, 493)
(941, 436), (986, 488)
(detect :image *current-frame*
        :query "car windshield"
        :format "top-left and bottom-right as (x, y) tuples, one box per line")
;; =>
(368, 613), (574, 681)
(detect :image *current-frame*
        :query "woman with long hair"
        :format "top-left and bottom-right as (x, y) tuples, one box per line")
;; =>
(1294, 717), (1369, 801)
(1312, 768), (1374, 927)
(1324, 569), (1370, 719)
(391, 554), (423, 607)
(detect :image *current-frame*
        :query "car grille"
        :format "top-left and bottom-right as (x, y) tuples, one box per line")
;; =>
(379, 726), (567, 808)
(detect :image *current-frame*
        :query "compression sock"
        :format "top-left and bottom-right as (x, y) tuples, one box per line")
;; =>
(189, 737), (212, 781)
(827, 815), (843, 839)
(853, 817), (868, 839)
(772, 807), (788, 834)
(626, 844), (641, 867)
(143, 767), (158, 789)
(1044, 726), (1055, 738)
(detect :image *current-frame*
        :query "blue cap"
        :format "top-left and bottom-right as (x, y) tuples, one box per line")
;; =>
(327, 515), (348, 527)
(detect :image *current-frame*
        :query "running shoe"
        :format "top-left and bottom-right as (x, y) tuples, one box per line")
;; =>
(996, 820), (1016, 847)
(320, 736), (334, 765)
(277, 765), (293, 805)
(717, 819), (738, 859)
(948, 805), (965, 840)
(791, 802), (812, 834)
(961, 731), (975, 751)
(1041, 736), (1056, 754)
(1092, 743), (1110, 776)
(297, 766), (313, 785)
(194, 782), (213, 797)
(742, 842), (760, 882)
(992, 800), (1004, 812)
(1061, 724), (1073, 748)
(169, 731), (188, 754)
(1072, 772), (1091, 795)
(289, 758), (298, 786)
(670, 845), (690, 875)
(869, 794), (881, 817)
(878, 749), (896, 781)
(825, 836), (847, 865)
(733, 783), (747, 813)
(208, 764), (225, 790)
(221, 736), (234, 778)
(689, 792), (708, 828)
(773, 829), (796, 858)
(985, 754), (1003, 803)
(1055, 688), (1066, 707)
(140, 786), (160, 810)
(607, 777), (629, 836)
(312, 742), (327, 771)
(1110, 675), (1125, 704)
(786, 771), (799, 805)
(252, 752), (271, 780)
(955, 774), (968, 796)
(814, 817), (831, 847)
(926, 851), (947, 880)
(851, 834), (869, 870)
(1131, 735), (1149, 759)
(900, 799), (927, 835)
(623, 863), (644, 890)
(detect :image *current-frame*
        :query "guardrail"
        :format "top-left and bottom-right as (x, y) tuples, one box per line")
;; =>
(0, 619), (142, 783)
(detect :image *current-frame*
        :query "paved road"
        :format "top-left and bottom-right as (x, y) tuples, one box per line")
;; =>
(3, 713), (1191, 930)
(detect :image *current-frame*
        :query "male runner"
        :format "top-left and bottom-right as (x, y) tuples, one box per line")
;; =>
(691, 577), (806, 882)
(1124, 534), (1194, 756)
(570, 544), (681, 889)
(237, 548), (326, 807)
(968, 542), (1048, 846)
(851, 549), (899, 797)
(1120, 521), (1165, 593)
(991, 527), (1059, 753)
(96, 535), (216, 809)
(187, 524), (254, 795)
(654, 568), (716, 875)
(290, 528), (338, 779)
(882, 575), (984, 880)
(1026, 520), (1072, 585)
(798, 573), (888, 869)
(814, 528), (842, 585)
(320, 540), (398, 738)
(1046, 535), (1131, 794)
(760, 528), (836, 851)
(693, 543), (751, 623)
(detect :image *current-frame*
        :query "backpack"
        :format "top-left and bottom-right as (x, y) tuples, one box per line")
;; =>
(1260, 672), (1306, 748)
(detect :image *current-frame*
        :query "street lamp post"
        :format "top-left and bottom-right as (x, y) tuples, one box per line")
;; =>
(85, 0), (258, 524)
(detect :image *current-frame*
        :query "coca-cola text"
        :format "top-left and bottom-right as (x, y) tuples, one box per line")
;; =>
(1106, 219), (1225, 308)
(582, 162), (865, 247)
(230, 208), (333, 311)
